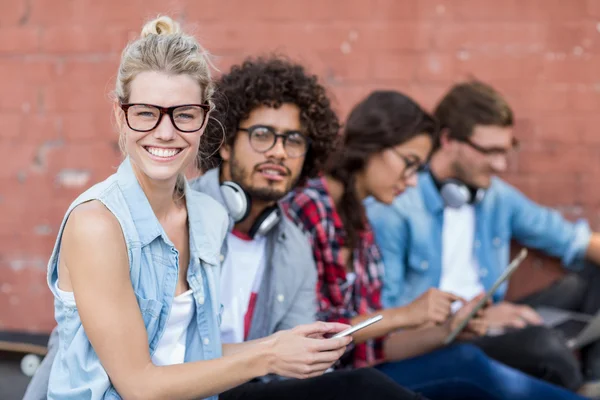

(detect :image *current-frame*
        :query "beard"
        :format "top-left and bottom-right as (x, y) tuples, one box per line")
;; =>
(452, 158), (492, 189)
(229, 155), (295, 202)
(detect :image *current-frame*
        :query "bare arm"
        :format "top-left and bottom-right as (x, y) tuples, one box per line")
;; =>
(347, 288), (463, 344)
(383, 325), (448, 361)
(62, 202), (269, 400)
(348, 306), (416, 344)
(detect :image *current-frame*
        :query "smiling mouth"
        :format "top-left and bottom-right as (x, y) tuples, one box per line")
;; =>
(144, 146), (183, 159)
(260, 168), (286, 177)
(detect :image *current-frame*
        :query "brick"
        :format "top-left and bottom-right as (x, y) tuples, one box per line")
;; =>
(61, 111), (116, 141)
(316, 50), (373, 83)
(44, 142), (121, 174)
(0, 0), (28, 26)
(41, 26), (129, 54)
(544, 23), (600, 54)
(328, 84), (379, 121)
(452, 0), (522, 22)
(505, 85), (570, 113)
(414, 53), (458, 83)
(531, 174), (583, 207)
(57, 59), (120, 84)
(401, 83), (449, 112)
(452, 0), (588, 22)
(358, 23), (431, 52)
(0, 113), (24, 140)
(588, 0), (600, 18)
(186, 0), (371, 22)
(454, 53), (544, 83)
(198, 22), (373, 53)
(566, 86), (600, 112)
(0, 266), (54, 332)
(516, 144), (598, 175)
(29, 0), (161, 27)
(536, 55), (600, 84)
(432, 23), (546, 54)
(372, 52), (417, 82)
(0, 140), (40, 179)
(43, 81), (114, 112)
(0, 26), (40, 54)
(580, 176), (600, 207)
(0, 58), (58, 86)
(578, 114), (600, 144)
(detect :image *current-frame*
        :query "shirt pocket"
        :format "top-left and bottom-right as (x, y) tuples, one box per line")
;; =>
(407, 249), (431, 275)
(137, 297), (163, 345)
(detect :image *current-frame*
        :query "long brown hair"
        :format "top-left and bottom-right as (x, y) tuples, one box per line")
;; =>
(326, 90), (439, 249)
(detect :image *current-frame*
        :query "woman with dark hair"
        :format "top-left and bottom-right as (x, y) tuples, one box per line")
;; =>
(283, 90), (588, 400)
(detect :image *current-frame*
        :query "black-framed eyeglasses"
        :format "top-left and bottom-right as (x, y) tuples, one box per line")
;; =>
(456, 137), (519, 156)
(238, 125), (312, 158)
(120, 103), (210, 133)
(389, 148), (425, 179)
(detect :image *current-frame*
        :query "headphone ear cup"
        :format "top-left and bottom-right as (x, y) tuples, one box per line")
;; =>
(439, 179), (471, 208)
(220, 181), (251, 222)
(248, 206), (280, 239)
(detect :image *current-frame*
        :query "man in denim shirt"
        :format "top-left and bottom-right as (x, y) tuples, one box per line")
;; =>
(367, 80), (600, 392)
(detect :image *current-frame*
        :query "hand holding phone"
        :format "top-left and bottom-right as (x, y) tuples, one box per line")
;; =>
(331, 315), (383, 338)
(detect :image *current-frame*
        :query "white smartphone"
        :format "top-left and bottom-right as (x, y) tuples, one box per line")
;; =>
(331, 315), (383, 338)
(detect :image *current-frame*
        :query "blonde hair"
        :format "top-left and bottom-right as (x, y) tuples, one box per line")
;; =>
(115, 15), (214, 196)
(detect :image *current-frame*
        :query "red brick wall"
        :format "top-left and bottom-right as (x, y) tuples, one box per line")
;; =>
(2, 0), (599, 332)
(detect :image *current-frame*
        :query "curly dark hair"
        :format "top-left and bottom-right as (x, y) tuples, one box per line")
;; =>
(201, 55), (340, 184)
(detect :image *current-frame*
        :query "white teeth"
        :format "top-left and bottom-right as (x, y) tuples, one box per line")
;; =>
(146, 147), (180, 158)
(263, 169), (281, 176)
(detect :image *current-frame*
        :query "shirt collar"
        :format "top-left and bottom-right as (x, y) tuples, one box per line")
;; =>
(419, 171), (445, 214)
(116, 157), (165, 247)
(116, 157), (217, 264)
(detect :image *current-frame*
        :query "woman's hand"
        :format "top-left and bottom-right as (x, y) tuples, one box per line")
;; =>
(262, 322), (352, 379)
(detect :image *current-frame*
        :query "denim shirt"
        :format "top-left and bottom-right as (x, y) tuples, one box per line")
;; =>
(366, 171), (592, 308)
(46, 157), (229, 400)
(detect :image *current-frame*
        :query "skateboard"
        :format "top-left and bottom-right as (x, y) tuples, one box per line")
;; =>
(0, 331), (50, 376)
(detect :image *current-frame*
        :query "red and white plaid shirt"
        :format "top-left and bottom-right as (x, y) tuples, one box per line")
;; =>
(282, 176), (385, 368)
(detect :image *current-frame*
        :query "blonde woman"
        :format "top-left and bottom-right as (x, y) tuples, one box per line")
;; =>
(44, 16), (359, 400)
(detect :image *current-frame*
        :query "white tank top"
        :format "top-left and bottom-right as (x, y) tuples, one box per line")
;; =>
(151, 289), (194, 366)
(55, 283), (195, 366)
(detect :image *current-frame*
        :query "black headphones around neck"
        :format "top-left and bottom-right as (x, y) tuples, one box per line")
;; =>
(219, 181), (281, 238)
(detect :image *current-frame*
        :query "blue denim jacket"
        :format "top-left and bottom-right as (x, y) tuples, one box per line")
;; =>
(366, 171), (591, 308)
(46, 157), (229, 400)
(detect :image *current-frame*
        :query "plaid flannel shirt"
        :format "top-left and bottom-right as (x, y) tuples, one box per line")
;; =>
(283, 177), (385, 368)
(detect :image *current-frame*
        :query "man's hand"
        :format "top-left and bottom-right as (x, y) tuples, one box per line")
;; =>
(483, 301), (543, 329)
(405, 288), (465, 327)
(448, 293), (489, 340)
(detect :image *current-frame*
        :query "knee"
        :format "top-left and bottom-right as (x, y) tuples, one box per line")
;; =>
(445, 344), (489, 367)
(526, 326), (573, 359)
(524, 326), (583, 390)
(341, 368), (393, 390)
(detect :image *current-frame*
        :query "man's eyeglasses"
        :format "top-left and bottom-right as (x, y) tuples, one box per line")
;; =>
(456, 137), (519, 156)
(120, 103), (210, 133)
(238, 125), (311, 158)
(389, 148), (426, 179)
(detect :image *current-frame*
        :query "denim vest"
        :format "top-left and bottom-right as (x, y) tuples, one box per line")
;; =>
(46, 157), (229, 400)
(366, 172), (591, 308)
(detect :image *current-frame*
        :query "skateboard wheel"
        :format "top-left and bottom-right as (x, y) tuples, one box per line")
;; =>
(21, 354), (41, 377)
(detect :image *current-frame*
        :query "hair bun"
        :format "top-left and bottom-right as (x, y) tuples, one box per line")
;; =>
(140, 15), (181, 38)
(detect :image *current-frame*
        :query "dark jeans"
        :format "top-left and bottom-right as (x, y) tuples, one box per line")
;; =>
(219, 368), (427, 400)
(471, 263), (600, 391)
(376, 344), (587, 400)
